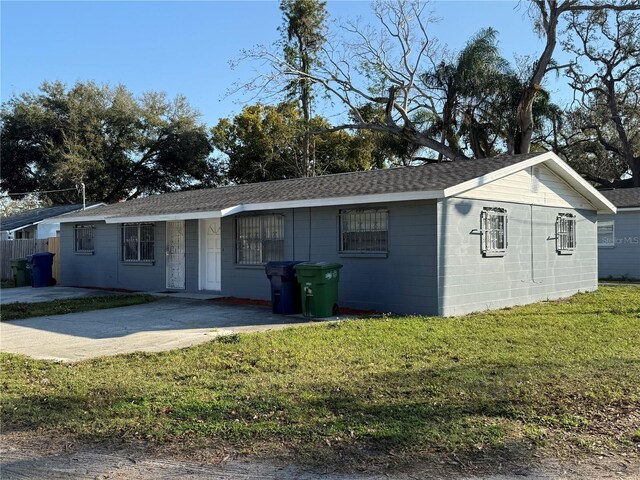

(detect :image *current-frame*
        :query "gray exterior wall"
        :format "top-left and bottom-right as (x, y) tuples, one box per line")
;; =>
(60, 201), (439, 315)
(598, 210), (640, 280)
(61, 221), (167, 291)
(437, 198), (598, 316)
(60, 197), (600, 317)
(221, 201), (439, 315)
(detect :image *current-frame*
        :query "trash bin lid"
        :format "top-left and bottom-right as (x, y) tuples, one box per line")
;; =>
(31, 252), (55, 258)
(293, 262), (343, 271)
(265, 260), (304, 277)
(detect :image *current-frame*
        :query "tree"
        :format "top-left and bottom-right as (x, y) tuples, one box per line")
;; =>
(561, 7), (640, 187)
(280, 0), (328, 176)
(210, 102), (375, 183)
(517, 0), (640, 154)
(237, 0), (640, 162)
(1, 81), (216, 203)
(0, 192), (47, 217)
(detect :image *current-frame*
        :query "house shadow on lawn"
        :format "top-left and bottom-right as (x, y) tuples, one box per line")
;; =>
(5, 359), (636, 475)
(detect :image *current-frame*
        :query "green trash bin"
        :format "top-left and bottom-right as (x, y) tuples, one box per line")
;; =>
(294, 262), (343, 318)
(10, 258), (31, 287)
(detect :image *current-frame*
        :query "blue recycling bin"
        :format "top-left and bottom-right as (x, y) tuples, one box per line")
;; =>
(265, 261), (303, 315)
(30, 252), (56, 288)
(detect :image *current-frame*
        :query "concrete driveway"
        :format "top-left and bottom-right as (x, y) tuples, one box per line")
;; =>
(1, 286), (115, 304)
(0, 297), (328, 362)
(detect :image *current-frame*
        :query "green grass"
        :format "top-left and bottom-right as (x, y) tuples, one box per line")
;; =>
(0, 294), (157, 321)
(1, 287), (639, 467)
(1, 279), (16, 289)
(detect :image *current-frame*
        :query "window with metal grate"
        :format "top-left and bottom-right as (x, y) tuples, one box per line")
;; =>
(236, 214), (285, 265)
(481, 208), (507, 256)
(339, 208), (388, 254)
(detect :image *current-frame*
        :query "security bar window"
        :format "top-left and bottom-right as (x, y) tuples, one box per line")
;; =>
(339, 208), (388, 253)
(122, 223), (155, 262)
(597, 220), (615, 248)
(481, 207), (507, 256)
(236, 215), (284, 265)
(74, 225), (94, 253)
(556, 213), (577, 254)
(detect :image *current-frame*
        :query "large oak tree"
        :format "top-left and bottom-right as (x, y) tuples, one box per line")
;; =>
(1, 81), (215, 203)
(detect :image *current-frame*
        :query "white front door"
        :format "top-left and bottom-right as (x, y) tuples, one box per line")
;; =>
(202, 218), (221, 291)
(166, 221), (186, 289)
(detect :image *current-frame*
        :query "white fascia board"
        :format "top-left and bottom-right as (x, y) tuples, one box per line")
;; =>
(228, 190), (444, 215)
(542, 154), (616, 214)
(56, 215), (107, 224)
(443, 151), (617, 214)
(616, 207), (640, 212)
(104, 210), (226, 224)
(38, 203), (107, 224)
(5, 224), (36, 233)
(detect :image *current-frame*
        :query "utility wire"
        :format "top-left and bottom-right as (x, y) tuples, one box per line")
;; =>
(3, 187), (79, 196)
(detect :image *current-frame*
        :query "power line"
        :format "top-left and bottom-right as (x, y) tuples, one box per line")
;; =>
(3, 187), (79, 196)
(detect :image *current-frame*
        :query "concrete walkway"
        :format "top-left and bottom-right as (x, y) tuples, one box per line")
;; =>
(0, 286), (116, 304)
(0, 297), (331, 362)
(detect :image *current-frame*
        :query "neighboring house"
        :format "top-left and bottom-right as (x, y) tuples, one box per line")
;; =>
(0, 204), (102, 240)
(597, 187), (640, 280)
(51, 152), (615, 316)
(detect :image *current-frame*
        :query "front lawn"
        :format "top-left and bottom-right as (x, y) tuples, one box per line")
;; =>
(0, 294), (157, 321)
(1, 286), (639, 468)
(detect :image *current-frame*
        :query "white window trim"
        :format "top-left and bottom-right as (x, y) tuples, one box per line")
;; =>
(481, 207), (508, 257)
(597, 220), (615, 248)
(121, 223), (155, 262)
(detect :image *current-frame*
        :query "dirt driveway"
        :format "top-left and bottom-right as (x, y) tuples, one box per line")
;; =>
(0, 297), (326, 362)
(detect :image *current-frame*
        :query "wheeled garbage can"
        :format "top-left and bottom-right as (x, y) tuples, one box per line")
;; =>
(10, 258), (31, 287)
(29, 252), (56, 288)
(294, 262), (343, 318)
(265, 261), (303, 315)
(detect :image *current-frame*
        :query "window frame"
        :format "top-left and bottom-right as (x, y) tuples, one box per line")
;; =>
(555, 213), (577, 255)
(121, 223), (155, 263)
(235, 214), (285, 266)
(338, 208), (389, 255)
(480, 207), (508, 257)
(74, 224), (95, 253)
(597, 220), (615, 248)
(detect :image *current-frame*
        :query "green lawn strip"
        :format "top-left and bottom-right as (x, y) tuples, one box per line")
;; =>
(0, 294), (157, 321)
(1, 286), (639, 465)
(1, 279), (16, 289)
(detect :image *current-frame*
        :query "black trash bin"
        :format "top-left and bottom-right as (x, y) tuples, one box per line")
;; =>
(30, 252), (56, 288)
(265, 261), (303, 315)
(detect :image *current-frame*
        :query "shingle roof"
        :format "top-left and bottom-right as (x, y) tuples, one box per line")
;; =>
(57, 153), (541, 220)
(1, 204), (92, 231)
(599, 187), (640, 208)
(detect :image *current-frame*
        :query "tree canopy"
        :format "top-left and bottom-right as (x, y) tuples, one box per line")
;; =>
(1, 81), (216, 203)
(210, 102), (375, 183)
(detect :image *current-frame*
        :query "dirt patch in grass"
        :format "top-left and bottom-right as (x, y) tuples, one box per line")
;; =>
(1, 286), (639, 472)
(0, 294), (157, 321)
(211, 296), (272, 308)
(211, 296), (382, 316)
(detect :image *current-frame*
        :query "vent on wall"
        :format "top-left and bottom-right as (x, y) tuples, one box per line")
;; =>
(531, 166), (540, 193)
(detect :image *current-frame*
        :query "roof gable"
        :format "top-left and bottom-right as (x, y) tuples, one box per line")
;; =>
(454, 163), (595, 210)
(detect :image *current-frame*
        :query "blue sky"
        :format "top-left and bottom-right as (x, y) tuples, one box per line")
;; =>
(1, 1), (574, 127)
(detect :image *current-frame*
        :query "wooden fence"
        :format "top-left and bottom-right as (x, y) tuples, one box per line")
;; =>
(1, 238), (61, 281)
